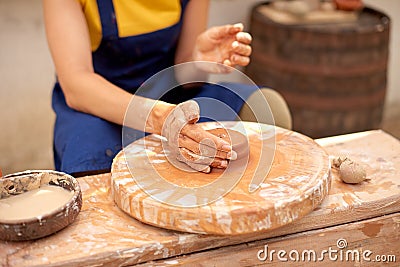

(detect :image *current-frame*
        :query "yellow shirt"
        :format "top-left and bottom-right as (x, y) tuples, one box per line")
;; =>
(77, 0), (182, 51)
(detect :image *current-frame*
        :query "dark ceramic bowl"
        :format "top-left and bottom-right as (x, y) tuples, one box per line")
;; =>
(0, 170), (82, 241)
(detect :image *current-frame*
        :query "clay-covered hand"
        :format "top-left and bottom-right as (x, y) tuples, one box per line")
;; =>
(160, 100), (236, 173)
(193, 23), (252, 73)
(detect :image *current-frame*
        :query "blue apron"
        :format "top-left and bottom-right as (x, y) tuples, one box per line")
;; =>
(52, 0), (258, 174)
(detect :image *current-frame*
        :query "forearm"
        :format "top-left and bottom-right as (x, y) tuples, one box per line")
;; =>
(59, 72), (174, 134)
(59, 72), (129, 125)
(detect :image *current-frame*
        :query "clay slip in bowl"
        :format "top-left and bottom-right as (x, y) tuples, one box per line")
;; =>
(0, 170), (82, 241)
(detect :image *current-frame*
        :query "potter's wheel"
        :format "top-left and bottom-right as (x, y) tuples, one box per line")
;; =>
(111, 121), (331, 235)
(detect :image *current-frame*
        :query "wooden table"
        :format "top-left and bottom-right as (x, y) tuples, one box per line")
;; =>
(1, 130), (399, 266)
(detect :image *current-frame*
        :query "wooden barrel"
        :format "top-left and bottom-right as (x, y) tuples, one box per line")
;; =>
(245, 3), (390, 138)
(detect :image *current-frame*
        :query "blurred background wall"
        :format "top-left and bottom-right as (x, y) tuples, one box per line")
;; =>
(0, 0), (55, 175)
(0, 0), (399, 175)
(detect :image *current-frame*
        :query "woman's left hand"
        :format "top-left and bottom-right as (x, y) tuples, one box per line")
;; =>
(193, 23), (252, 73)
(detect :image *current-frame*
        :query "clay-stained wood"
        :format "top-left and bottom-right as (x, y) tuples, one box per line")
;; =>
(111, 122), (331, 235)
(139, 212), (400, 266)
(0, 130), (399, 266)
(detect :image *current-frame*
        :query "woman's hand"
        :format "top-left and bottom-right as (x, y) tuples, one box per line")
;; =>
(160, 101), (236, 173)
(193, 23), (252, 73)
(128, 97), (236, 173)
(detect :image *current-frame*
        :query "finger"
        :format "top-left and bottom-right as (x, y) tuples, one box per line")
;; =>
(216, 60), (233, 73)
(178, 134), (237, 160)
(209, 23), (244, 40)
(194, 61), (232, 74)
(232, 41), (252, 57)
(236, 32), (252, 45)
(211, 159), (229, 169)
(179, 147), (228, 168)
(179, 148), (229, 170)
(176, 154), (211, 173)
(223, 59), (232, 67)
(230, 23), (244, 34)
(181, 124), (233, 152)
(221, 59), (234, 73)
(230, 54), (250, 66)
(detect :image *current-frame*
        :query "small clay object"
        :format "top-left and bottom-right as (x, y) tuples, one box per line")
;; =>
(207, 128), (249, 159)
(333, 0), (364, 11)
(332, 156), (368, 184)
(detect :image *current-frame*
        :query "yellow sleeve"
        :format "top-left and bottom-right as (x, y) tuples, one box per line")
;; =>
(76, 0), (102, 51)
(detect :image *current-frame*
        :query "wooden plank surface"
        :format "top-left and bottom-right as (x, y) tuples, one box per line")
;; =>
(1, 130), (399, 266)
(139, 212), (400, 266)
(111, 122), (331, 235)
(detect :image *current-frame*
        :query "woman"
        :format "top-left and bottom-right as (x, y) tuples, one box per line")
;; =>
(43, 0), (291, 176)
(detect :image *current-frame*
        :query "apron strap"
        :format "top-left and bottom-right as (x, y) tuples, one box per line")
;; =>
(96, 0), (119, 40)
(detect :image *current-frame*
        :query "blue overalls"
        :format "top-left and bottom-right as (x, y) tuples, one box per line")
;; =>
(52, 0), (258, 175)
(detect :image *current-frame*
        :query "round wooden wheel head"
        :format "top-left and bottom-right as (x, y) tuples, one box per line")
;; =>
(111, 122), (331, 235)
